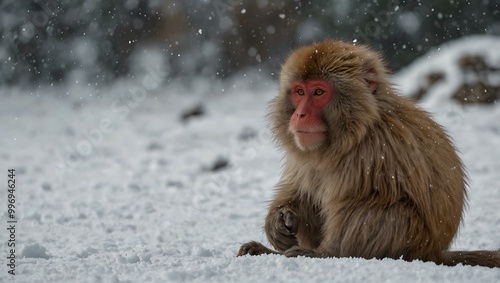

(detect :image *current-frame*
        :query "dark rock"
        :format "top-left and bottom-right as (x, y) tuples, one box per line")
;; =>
(181, 104), (205, 122)
(210, 157), (229, 172)
(458, 55), (491, 73)
(238, 126), (257, 141)
(453, 81), (499, 104)
(147, 142), (163, 151)
(411, 72), (445, 100)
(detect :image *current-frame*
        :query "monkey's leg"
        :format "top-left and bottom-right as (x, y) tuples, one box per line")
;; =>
(334, 204), (430, 260)
(285, 204), (426, 259)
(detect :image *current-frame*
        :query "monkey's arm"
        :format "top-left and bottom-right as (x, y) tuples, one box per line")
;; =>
(237, 205), (298, 256)
(265, 205), (299, 252)
(237, 204), (297, 256)
(263, 181), (303, 252)
(237, 184), (300, 257)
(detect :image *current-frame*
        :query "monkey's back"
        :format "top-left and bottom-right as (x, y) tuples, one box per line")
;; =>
(318, 93), (467, 260)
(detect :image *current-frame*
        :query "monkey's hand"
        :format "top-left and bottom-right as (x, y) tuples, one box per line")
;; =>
(265, 206), (299, 252)
(237, 241), (279, 256)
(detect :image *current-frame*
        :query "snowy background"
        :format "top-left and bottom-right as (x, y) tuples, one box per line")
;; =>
(1, 35), (500, 282)
(1, 1), (500, 282)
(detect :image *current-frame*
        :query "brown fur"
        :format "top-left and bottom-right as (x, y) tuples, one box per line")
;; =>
(237, 39), (500, 268)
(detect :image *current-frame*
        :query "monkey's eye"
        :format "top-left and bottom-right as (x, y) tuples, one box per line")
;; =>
(297, 89), (305, 96)
(314, 89), (325, 96)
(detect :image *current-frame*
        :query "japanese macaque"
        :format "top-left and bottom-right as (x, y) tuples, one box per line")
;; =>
(237, 39), (500, 268)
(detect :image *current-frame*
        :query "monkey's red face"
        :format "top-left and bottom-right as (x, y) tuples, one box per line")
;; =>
(289, 80), (333, 151)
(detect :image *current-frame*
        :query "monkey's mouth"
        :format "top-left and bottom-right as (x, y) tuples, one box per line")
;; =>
(296, 130), (326, 135)
(294, 130), (326, 149)
(295, 131), (326, 139)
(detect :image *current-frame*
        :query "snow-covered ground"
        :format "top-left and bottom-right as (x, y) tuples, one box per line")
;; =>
(1, 36), (500, 282)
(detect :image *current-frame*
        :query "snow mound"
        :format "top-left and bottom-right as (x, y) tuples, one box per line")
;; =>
(393, 35), (500, 107)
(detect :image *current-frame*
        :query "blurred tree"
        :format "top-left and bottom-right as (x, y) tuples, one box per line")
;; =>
(0, 0), (498, 86)
(0, 0), (170, 85)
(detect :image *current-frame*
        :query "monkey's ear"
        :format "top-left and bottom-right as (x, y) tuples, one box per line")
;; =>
(365, 68), (378, 94)
(362, 53), (387, 94)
